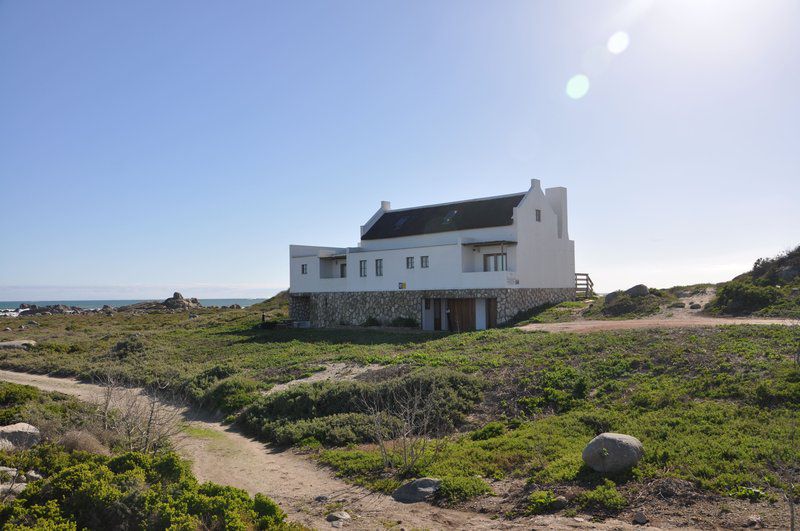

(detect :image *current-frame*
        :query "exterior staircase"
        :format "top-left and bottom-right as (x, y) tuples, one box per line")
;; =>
(575, 273), (594, 299)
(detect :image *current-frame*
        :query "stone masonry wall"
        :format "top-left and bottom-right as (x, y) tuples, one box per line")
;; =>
(289, 288), (574, 328)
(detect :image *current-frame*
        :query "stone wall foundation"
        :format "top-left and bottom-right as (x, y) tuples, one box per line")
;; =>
(289, 288), (574, 328)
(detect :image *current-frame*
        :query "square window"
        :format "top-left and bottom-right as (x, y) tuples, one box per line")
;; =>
(375, 259), (383, 276)
(406, 256), (414, 269)
(301, 264), (308, 275)
(535, 209), (542, 222)
(359, 260), (367, 277)
(420, 256), (429, 268)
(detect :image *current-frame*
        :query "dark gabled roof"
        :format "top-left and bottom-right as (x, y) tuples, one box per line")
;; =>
(361, 193), (525, 240)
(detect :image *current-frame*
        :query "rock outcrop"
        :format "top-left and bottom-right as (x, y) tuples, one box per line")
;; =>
(392, 477), (441, 503)
(582, 432), (644, 473)
(0, 423), (41, 450)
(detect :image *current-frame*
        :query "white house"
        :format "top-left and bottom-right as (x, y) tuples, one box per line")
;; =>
(289, 179), (577, 330)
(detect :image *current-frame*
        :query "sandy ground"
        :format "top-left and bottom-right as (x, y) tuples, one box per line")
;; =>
(520, 289), (799, 333)
(0, 369), (661, 530)
(266, 362), (381, 395)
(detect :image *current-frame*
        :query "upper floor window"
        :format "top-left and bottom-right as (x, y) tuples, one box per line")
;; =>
(340, 263), (347, 278)
(359, 260), (367, 277)
(483, 253), (507, 272)
(420, 255), (429, 268)
(375, 259), (383, 276)
(301, 264), (308, 275)
(535, 209), (542, 222)
(406, 256), (414, 269)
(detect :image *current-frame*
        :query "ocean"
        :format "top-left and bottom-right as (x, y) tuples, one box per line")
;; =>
(0, 298), (264, 311)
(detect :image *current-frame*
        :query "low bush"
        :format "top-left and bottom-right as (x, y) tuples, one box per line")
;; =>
(362, 317), (381, 327)
(265, 412), (396, 447)
(524, 489), (559, 515)
(0, 446), (293, 530)
(470, 421), (506, 441)
(576, 479), (627, 512)
(243, 368), (482, 447)
(203, 376), (260, 414)
(711, 281), (781, 315)
(437, 476), (492, 503)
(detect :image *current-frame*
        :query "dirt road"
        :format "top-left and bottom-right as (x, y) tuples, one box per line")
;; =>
(0, 369), (652, 530)
(519, 315), (799, 333)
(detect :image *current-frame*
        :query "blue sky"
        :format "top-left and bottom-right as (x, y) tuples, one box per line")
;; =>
(1, 0), (798, 300)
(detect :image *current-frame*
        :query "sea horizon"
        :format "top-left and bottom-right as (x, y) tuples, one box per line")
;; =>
(0, 298), (267, 311)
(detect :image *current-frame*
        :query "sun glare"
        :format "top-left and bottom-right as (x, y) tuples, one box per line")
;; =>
(607, 31), (630, 54)
(566, 75), (590, 99)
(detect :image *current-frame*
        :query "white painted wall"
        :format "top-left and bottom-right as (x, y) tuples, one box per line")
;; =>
(289, 180), (575, 294)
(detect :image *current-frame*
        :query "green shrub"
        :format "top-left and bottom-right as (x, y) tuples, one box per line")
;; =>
(470, 421), (506, 441)
(437, 476), (492, 503)
(728, 485), (769, 502)
(265, 412), (395, 447)
(183, 365), (238, 402)
(576, 479), (627, 512)
(598, 294), (660, 318)
(244, 369), (482, 446)
(524, 489), (559, 515)
(362, 317), (381, 327)
(0, 446), (291, 530)
(204, 376), (259, 414)
(712, 281), (781, 315)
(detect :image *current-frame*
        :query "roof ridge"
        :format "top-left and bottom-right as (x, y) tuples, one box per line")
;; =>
(385, 191), (526, 214)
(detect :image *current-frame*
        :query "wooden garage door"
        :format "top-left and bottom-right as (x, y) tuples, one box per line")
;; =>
(447, 298), (476, 332)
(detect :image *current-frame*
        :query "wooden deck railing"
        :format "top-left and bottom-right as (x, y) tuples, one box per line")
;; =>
(575, 273), (594, 299)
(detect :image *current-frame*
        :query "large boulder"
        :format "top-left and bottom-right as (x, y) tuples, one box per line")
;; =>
(604, 291), (623, 305)
(391, 477), (441, 503)
(163, 292), (202, 310)
(625, 284), (650, 297)
(0, 423), (41, 450)
(582, 432), (643, 473)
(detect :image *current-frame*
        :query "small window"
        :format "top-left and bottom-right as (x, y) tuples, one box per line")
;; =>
(420, 256), (429, 268)
(340, 263), (347, 278)
(359, 260), (367, 277)
(443, 209), (458, 224)
(406, 256), (414, 269)
(393, 217), (408, 230)
(375, 259), (383, 276)
(301, 264), (308, 275)
(535, 209), (542, 222)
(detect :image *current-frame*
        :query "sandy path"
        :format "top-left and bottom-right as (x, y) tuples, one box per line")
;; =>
(519, 315), (799, 333)
(0, 369), (658, 530)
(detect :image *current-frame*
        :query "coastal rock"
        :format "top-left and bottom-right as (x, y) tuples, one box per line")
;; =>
(0, 423), (41, 449)
(604, 291), (623, 305)
(633, 511), (649, 525)
(582, 433), (644, 473)
(625, 284), (650, 297)
(164, 292), (202, 310)
(392, 477), (441, 503)
(689, 303), (702, 310)
(2, 328), (11, 332)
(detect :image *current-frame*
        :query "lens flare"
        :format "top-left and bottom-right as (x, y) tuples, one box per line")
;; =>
(607, 31), (630, 54)
(566, 74), (590, 99)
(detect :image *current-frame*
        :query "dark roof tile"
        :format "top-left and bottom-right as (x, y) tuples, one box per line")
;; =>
(361, 193), (525, 240)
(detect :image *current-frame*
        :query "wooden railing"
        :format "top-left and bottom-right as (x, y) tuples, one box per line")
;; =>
(575, 273), (594, 299)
